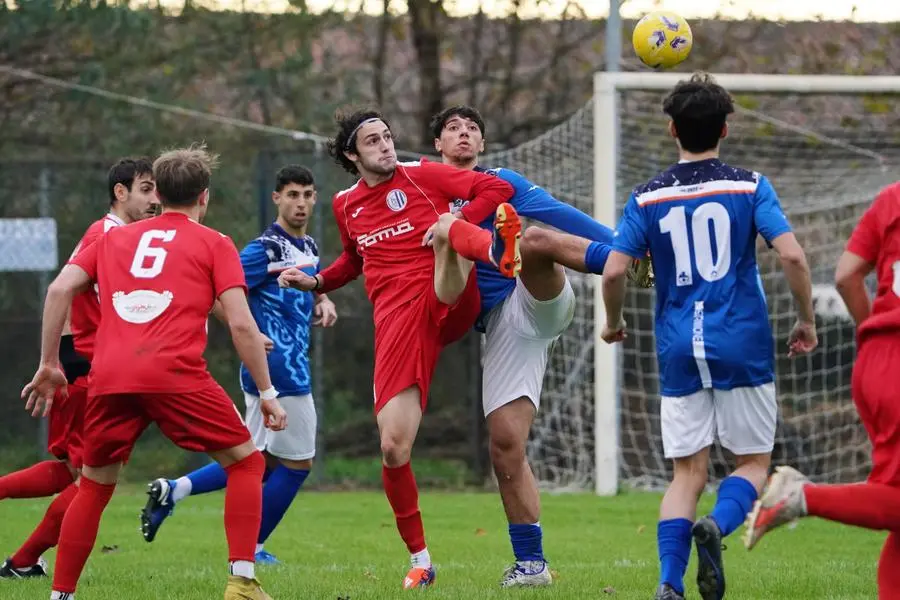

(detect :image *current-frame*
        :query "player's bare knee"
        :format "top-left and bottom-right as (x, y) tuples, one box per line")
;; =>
(380, 434), (413, 468)
(521, 226), (552, 258)
(733, 452), (772, 489)
(489, 433), (526, 478)
(672, 453), (709, 494)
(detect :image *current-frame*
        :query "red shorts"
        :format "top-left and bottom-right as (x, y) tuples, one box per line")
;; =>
(853, 334), (900, 485)
(47, 376), (87, 469)
(81, 382), (251, 468)
(373, 272), (480, 414)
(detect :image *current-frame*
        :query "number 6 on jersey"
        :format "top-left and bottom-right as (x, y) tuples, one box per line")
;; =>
(659, 202), (731, 286)
(130, 230), (176, 279)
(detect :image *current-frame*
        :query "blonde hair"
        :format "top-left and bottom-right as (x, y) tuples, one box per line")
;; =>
(153, 143), (220, 206)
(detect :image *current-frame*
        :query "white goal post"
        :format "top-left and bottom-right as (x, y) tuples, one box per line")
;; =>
(593, 72), (900, 496)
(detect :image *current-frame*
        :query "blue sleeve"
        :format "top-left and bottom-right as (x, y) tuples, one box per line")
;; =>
(753, 175), (792, 245)
(496, 169), (614, 244)
(611, 194), (649, 259)
(240, 241), (268, 290)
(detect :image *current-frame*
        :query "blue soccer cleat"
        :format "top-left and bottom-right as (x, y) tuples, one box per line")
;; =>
(254, 549), (281, 565)
(141, 478), (177, 543)
(692, 515), (726, 600)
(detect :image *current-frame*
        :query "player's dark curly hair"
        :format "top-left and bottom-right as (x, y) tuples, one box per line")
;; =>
(326, 108), (390, 176)
(663, 72), (734, 154)
(429, 105), (486, 140)
(107, 157), (153, 206)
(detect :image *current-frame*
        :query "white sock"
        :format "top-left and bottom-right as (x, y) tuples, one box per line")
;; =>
(411, 548), (431, 568)
(230, 560), (255, 580)
(50, 592), (74, 600)
(171, 477), (192, 503)
(255, 543), (264, 554)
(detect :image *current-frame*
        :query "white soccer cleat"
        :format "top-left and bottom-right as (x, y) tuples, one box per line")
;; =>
(499, 560), (553, 587)
(743, 465), (809, 550)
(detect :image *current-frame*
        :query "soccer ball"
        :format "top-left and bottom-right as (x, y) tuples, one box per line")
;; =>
(632, 11), (693, 70)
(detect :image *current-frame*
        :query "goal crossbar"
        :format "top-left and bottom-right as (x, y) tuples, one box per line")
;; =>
(592, 71), (900, 496)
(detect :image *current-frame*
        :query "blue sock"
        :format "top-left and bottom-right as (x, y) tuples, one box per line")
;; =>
(257, 465), (310, 544)
(509, 522), (544, 562)
(186, 462), (228, 496)
(584, 242), (611, 274)
(658, 518), (692, 594)
(710, 475), (758, 537)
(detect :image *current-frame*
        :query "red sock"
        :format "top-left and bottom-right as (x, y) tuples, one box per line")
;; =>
(448, 220), (492, 264)
(805, 483), (900, 531)
(879, 532), (900, 598)
(11, 483), (78, 568)
(52, 477), (116, 594)
(224, 451), (265, 563)
(0, 460), (74, 500)
(382, 462), (426, 553)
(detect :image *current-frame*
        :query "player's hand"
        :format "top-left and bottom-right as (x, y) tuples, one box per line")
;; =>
(422, 223), (437, 247)
(260, 333), (274, 353)
(260, 398), (288, 432)
(313, 297), (338, 328)
(21, 363), (67, 418)
(788, 319), (818, 357)
(600, 318), (627, 344)
(278, 268), (318, 291)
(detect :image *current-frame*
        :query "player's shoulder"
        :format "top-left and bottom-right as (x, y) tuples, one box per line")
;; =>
(874, 181), (900, 206)
(631, 160), (761, 208)
(334, 180), (361, 205)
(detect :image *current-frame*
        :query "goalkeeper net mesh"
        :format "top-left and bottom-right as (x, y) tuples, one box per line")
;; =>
(483, 83), (900, 491)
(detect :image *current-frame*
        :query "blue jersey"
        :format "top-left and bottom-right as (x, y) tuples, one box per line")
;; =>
(239, 223), (319, 397)
(613, 158), (792, 397)
(469, 167), (615, 330)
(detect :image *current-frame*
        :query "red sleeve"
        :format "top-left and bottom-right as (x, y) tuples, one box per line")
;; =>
(847, 186), (893, 264)
(318, 194), (363, 294)
(212, 234), (248, 297)
(416, 160), (514, 224)
(68, 235), (99, 280)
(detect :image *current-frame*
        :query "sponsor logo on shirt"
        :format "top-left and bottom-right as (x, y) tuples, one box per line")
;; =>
(357, 220), (414, 247)
(112, 290), (174, 324)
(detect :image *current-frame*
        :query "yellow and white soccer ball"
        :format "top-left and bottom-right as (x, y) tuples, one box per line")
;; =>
(632, 11), (693, 70)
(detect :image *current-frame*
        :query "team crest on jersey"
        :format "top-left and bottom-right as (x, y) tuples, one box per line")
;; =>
(448, 198), (469, 214)
(386, 189), (408, 212)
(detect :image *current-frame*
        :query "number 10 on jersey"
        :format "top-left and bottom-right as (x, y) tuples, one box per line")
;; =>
(659, 203), (732, 287)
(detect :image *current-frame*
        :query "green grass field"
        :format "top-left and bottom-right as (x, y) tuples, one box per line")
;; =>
(0, 486), (884, 599)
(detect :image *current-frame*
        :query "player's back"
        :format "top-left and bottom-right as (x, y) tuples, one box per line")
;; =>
(87, 212), (245, 395)
(69, 213), (125, 360)
(853, 182), (900, 342)
(629, 158), (791, 395)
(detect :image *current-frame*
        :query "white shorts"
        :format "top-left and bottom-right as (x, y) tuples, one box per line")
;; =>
(244, 392), (317, 461)
(482, 277), (576, 416)
(660, 383), (777, 459)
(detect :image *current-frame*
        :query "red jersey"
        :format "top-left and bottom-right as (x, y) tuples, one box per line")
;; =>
(847, 182), (900, 341)
(318, 159), (513, 323)
(69, 213), (126, 361)
(69, 212), (246, 395)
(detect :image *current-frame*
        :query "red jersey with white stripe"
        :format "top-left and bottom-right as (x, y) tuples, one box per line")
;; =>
(69, 213), (125, 361)
(847, 182), (900, 342)
(69, 212), (246, 395)
(318, 159), (513, 324)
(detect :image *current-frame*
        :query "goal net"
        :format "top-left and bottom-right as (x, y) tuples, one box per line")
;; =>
(483, 72), (900, 494)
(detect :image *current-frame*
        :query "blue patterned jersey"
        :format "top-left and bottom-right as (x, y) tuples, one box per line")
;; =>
(467, 167), (615, 331)
(239, 223), (319, 397)
(613, 158), (792, 397)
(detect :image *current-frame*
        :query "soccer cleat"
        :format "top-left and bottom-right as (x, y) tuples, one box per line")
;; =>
(402, 565), (435, 589)
(692, 516), (726, 600)
(499, 560), (553, 587)
(254, 550), (281, 566)
(140, 478), (176, 543)
(0, 556), (48, 578)
(224, 575), (272, 600)
(627, 252), (655, 288)
(490, 203), (522, 278)
(654, 583), (686, 600)
(743, 465), (809, 551)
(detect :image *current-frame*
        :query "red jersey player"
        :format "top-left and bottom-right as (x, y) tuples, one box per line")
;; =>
(744, 181), (900, 598)
(278, 109), (520, 588)
(21, 145), (287, 600)
(0, 157), (159, 579)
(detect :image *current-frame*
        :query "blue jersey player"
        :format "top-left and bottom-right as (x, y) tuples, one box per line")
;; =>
(140, 165), (338, 565)
(430, 105), (653, 587)
(601, 73), (817, 600)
